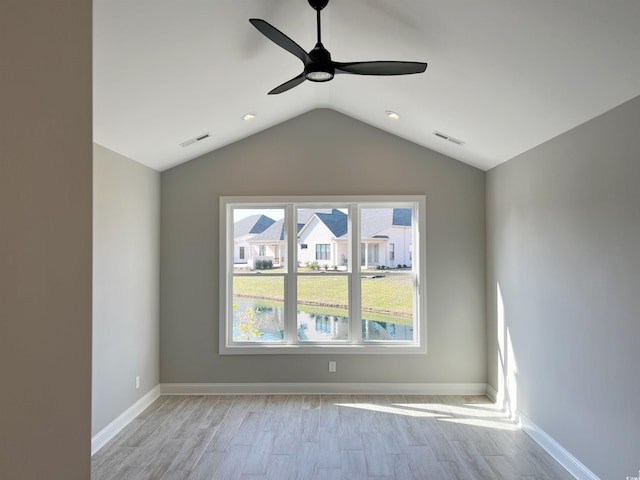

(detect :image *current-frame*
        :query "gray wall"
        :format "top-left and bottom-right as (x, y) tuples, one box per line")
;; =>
(486, 95), (640, 479)
(0, 1), (93, 479)
(161, 109), (486, 385)
(93, 144), (160, 435)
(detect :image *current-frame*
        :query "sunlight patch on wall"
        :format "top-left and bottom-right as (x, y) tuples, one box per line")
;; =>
(497, 282), (519, 419)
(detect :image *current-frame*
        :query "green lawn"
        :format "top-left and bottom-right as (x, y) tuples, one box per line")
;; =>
(233, 273), (413, 317)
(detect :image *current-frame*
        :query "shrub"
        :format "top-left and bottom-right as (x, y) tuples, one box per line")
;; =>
(254, 259), (273, 270)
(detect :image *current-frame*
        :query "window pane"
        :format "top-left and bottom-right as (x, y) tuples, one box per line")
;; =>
(360, 207), (413, 270)
(361, 274), (414, 341)
(297, 276), (349, 341)
(232, 276), (284, 342)
(233, 208), (285, 273)
(297, 208), (348, 272)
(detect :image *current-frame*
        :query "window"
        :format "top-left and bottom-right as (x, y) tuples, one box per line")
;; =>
(220, 196), (426, 354)
(239, 246), (245, 260)
(316, 244), (330, 261)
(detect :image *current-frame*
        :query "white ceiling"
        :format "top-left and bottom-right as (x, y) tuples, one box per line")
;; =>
(94, 0), (640, 172)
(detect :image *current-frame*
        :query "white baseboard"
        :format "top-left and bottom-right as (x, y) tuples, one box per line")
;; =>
(485, 384), (498, 403)
(91, 385), (161, 455)
(160, 382), (489, 396)
(518, 411), (599, 480)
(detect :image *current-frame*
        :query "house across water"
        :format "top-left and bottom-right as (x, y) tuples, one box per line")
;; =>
(233, 207), (412, 270)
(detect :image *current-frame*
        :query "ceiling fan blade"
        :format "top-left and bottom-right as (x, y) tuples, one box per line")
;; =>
(268, 72), (307, 95)
(249, 19), (311, 65)
(334, 61), (427, 76)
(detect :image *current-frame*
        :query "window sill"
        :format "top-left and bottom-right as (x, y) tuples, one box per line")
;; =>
(219, 343), (427, 355)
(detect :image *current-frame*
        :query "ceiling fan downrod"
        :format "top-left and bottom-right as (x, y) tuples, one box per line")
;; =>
(306, 0), (333, 82)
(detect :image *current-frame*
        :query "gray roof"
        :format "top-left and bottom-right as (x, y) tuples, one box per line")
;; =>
(297, 208), (332, 232)
(233, 214), (275, 236)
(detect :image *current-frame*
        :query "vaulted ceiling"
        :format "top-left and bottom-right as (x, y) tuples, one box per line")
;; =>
(93, 0), (640, 172)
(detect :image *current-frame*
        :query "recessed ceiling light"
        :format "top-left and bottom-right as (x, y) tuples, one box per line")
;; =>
(386, 111), (400, 120)
(242, 113), (257, 121)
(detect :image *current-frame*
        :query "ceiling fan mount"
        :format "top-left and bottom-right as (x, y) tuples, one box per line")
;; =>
(307, 0), (329, 11)
(249, 0), (427, 94)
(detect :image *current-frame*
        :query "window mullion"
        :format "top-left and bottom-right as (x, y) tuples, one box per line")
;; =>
(285, 204), (297, 344)
(225, 205), (234, 348)
(350, 204), (362, 344)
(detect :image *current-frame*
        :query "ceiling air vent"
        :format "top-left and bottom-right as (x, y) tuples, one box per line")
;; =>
(180, 132), (211, 147)
(433, 131), (464, 146)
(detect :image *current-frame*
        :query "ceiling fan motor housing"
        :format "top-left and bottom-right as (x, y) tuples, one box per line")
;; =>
(305, 43), (335, 81)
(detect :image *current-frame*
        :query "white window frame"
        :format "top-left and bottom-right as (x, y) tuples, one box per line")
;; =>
(219, 195), (427, 355)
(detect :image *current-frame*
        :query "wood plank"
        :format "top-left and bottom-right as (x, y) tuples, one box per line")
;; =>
(186, 451), (225, 480)
(266, 454), (298, 480)
(167, 428), (216, 472)
(361, 432), (393, 477)
(137, 438), (186, 480)
(242, 430), (276, 475)
(340, 450), (368, 480)
(231, 411), (265, 446)
(214, 444), (251, 480)
(450, 439), (496, 480)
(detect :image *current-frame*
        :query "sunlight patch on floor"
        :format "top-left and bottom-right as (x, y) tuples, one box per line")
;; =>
(336, 400), (520, 431)
(334, 403), (446, 418)
(438, 417), (519, 431)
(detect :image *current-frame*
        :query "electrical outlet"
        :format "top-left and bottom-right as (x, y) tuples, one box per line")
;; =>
(328, 361), (337, 373)
(135, 376), (140, 389)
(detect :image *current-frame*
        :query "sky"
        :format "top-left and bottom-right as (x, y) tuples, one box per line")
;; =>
(233, 208), (285, 222)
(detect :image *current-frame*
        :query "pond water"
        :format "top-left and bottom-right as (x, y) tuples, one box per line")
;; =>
(232, 297), (413, 342)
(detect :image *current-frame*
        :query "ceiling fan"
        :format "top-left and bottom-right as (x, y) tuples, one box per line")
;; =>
(250, 0), (427, 95)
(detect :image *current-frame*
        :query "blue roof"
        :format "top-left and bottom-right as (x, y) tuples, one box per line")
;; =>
(360, 208), (412, 237)
(315, 209), (348, 237)
(392, 208), (412, 226)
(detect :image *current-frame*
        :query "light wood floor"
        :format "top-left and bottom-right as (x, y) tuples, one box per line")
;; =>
(92, 394), (574, 480)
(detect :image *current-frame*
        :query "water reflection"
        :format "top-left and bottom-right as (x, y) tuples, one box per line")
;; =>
(298, 312), (349, 341)
(233, 297), (413, 342)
